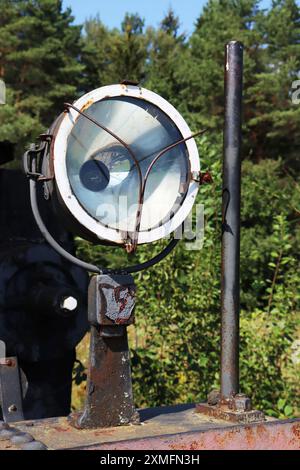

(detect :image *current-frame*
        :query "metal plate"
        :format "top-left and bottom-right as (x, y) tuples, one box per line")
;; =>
(0, 357), (24, 422)
(88, 274), (136, 326)
(3, 406), (300, 450)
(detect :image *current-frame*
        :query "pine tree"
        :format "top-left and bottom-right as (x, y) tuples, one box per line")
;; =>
(160, 8), (181, 37)
(176, 0), (264, 132)
(81, 16), (116, 91)
(114, 13), (148, 83)
(82, 13), (148, 87)
(247, 0), (300, 164)
(175, 0), (300, 163)
(144, 9), (187, 107)
(0, 0), (83, 151)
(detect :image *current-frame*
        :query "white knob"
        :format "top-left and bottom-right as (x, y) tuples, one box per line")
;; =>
(61, 296), (78, 311)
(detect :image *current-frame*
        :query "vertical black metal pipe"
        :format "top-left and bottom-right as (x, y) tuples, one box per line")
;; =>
(221, 41), (243, 399)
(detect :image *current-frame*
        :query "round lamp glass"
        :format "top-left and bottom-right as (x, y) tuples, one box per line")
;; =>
(66, 96), (189, 233)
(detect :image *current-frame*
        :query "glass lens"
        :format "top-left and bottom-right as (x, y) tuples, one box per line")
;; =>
(66, 96), (189, 233)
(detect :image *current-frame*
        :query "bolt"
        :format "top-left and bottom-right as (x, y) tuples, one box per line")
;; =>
(200, 171), (213, 184)
(0, 358), (14, 367)
(60, 296), (78, 312)
(233, 394), (252, 412)
(6, 358), (14, 367)
(124, 242), (134, 254)
(8, 404), (17, 413)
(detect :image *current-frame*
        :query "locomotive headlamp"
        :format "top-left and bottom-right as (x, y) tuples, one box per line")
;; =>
(25, 84), (203, 258)
(59, 86), (200, 245)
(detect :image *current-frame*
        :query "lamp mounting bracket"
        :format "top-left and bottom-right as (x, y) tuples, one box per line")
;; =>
(23, 136), (54, 182)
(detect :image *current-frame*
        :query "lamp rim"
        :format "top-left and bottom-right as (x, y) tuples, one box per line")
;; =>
(52, 84), (200, 244)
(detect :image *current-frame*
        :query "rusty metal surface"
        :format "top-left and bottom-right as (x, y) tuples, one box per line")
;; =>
(73, 325), (137, 429)
(90, 419), (300, 451)
(196, 402), (264, 424)
(3, 405), (299, 450)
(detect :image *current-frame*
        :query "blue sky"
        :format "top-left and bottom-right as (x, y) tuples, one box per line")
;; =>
(62, 0), (272, 36)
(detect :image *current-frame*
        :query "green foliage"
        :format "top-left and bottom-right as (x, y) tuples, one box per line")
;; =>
(174, 0), (300, 164)
(144, 10), (187, 106)
(0, 0), (83, 152)
(81, 12), (148, 89)
(247, 0), (300, 163)
(240, 211), (299, 416)
(75, 139), (300, 418)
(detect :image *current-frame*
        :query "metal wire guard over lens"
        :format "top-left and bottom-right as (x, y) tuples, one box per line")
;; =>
(25, 85), (204, 273)
(63, 99), (204, 250)
(52, 86), (200, 246)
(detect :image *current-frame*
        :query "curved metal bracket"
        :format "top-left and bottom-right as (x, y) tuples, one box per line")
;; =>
(24, 98), (205, 274)
(28, 166), (179, 274)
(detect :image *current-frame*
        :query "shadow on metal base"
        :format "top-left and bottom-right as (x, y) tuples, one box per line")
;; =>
(196, 402), (265, 424)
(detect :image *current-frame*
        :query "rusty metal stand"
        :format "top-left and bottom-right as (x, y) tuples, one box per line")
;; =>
(72, 274), (139, 429)
(196, 41), (264, 424)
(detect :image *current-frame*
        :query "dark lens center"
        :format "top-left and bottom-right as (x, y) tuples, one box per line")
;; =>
(79, 160), (110, 192)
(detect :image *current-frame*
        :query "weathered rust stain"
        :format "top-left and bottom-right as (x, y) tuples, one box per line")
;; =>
(80, 99), (94, 113)
(292, 423), (300, 439)
(4, 410), (299, 450)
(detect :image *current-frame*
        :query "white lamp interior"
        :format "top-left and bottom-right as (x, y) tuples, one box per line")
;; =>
(66, 96), (189, 233)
